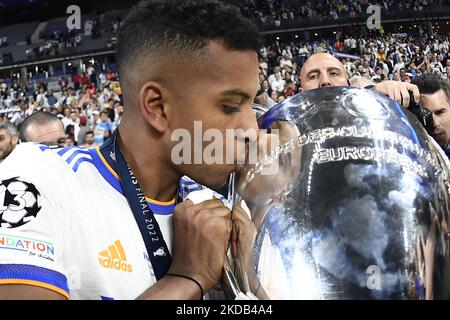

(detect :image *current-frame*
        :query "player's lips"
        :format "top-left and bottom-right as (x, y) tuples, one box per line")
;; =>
(234, 142), (250, 166)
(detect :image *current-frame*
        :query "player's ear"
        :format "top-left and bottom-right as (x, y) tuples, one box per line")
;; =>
(139, 81), (169, 133)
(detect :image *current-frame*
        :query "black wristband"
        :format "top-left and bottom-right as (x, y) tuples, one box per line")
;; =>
(166, 273), (204, 300)
(364, 84), (375, 90)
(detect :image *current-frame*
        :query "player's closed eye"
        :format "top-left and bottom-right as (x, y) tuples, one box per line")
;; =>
(223, 104), (240, 114)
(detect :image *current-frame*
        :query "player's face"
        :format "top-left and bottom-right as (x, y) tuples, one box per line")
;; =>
(168, 41), (260, 188)
(235, 121), (302, 213)
(0, 129), (17, 161)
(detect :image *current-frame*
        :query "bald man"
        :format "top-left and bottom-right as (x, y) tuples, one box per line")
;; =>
(300, 52), (420, 108)
(19, 111), (66, 147)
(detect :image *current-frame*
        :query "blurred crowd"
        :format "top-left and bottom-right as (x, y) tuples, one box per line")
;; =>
(1, 0), (448, 64)
(0, 11), (123, 64)
(257, 28), (450, 103)
(0, 66), (122, 148)
(0, 20), (449, 152)
(237, 0), (449, 26)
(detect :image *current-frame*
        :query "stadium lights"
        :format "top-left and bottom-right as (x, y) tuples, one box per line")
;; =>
(314, 33), (318, 36)
(295, 35), (299, 38)
(333, 31), (336, 34)
(276, 36), (280, 40)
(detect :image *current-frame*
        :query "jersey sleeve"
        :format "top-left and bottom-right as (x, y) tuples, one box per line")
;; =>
(0, 144), (71, 299)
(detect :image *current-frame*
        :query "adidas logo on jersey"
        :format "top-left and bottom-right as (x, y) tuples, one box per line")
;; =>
(98, 240), (133, 273)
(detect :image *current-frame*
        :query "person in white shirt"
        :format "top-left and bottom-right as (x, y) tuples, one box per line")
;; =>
(268, 66), (281, 86)
(394, 55), (406, 74)
(429, 54), (444, 74)
(349, 36), (357, 55)
(36, 88), (48, 109)
(271, 72), (286, 93)
(259, 57), (268, 75)
(98, 72), (108, 91)
(279, 54), (293, 69)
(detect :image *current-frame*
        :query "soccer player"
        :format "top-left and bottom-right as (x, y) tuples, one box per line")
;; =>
(0, 0), (260, 300)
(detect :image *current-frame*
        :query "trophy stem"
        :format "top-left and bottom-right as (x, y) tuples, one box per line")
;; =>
(222, 264), (242, 299)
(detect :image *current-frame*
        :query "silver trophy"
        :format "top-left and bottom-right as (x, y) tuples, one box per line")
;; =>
(224, 86), (450, 300)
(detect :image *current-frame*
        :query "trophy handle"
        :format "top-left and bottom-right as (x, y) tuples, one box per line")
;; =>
(222, 172), (257, 299)
(222, 263), (241, 299)
(222, 172), (241, 299)
(222, 246), (253, 299)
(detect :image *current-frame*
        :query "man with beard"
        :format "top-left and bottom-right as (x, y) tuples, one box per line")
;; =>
(0, 122), (18, 163)
(412, 74), (450, 156)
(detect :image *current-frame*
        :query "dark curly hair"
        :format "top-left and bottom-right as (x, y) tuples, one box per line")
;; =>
(116, 0), (261, 84)
(411, 73), (450, 105)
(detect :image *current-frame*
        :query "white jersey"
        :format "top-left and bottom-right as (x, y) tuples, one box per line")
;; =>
(0, 143), (224, 300)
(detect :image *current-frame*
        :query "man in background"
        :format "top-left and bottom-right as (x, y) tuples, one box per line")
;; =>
(82, 130), (97, 148)
(412, 74), (450, 152)
(19, 111), (66, 147)
(300, 52), (420, 108)
(0, 122), (18, 162)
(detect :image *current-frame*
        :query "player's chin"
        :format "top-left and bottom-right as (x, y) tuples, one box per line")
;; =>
(200, 164), (235, 188)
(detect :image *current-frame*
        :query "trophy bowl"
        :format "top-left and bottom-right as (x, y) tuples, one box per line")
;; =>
(229, 86), (450, 300)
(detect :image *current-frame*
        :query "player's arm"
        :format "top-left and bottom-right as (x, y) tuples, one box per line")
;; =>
(0, 145), (71, 300)
(0, 285), (67, 300)
(136, 275), (204, 300)
(138, 199), (232, 300)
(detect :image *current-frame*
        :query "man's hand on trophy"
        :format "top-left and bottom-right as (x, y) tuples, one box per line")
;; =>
(372, 80), (420, 108)
(169, 198), (232, 294)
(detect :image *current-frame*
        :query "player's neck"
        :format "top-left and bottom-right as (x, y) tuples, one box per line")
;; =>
(117, 126), (179, 202)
